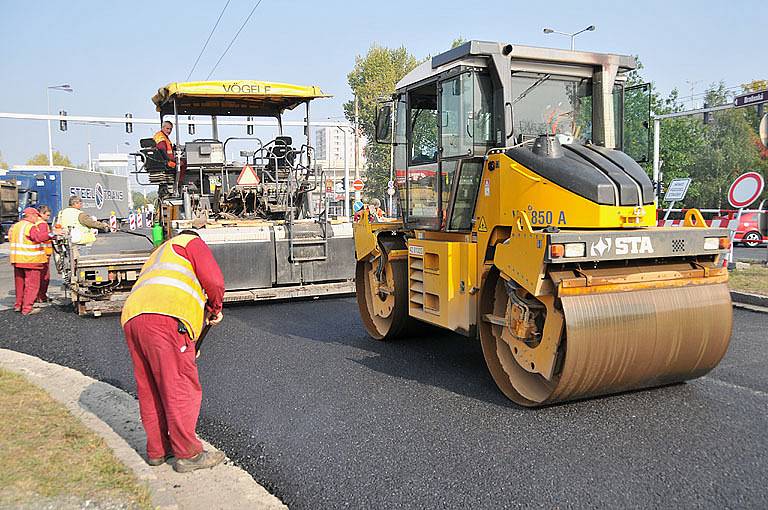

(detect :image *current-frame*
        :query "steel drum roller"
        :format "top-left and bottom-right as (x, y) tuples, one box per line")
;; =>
(485, 282), (732, 406)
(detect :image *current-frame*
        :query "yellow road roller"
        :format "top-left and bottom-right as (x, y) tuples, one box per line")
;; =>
(354, 41), (732, 406)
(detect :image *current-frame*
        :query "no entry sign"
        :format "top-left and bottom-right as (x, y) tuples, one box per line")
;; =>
(728, 172), (764, 209)
(352, 178), (365, 192)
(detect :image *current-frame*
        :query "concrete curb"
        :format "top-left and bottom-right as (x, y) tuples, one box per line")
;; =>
(0, 349), (286, 510)
(731, 291), (768, 313)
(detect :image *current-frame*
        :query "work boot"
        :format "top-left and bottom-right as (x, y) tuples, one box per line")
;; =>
(173, 450), (225, 473)
(147, 454), (173, 466)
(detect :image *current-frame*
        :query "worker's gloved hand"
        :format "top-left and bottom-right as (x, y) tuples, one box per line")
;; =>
(208, 311), (224, 326)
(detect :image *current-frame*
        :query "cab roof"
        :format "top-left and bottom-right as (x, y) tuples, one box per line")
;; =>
(396, 40), (637, 90)
(151, 80), (332, 117)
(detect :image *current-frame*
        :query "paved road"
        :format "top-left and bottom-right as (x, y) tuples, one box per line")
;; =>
(734, 245), (768, 263)
(0, 299), (766, 509)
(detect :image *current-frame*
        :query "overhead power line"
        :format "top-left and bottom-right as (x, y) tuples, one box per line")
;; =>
(206, 0), (266, 80)
(186, 0), (232, 81)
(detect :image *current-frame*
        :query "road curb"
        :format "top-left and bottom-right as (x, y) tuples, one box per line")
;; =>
(0, 349), (286, 510)
(731, 290), (768, 312)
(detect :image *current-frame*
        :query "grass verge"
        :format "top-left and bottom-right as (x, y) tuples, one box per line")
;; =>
(0, 368), (152, 509)
(729, 264), (768, 296)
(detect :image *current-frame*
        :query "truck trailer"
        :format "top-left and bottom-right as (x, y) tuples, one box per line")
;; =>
(4, 165), (131, 220)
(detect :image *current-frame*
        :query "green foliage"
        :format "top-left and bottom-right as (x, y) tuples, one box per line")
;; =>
(131, 192), (146, 208)
(26, 151), (73, 167)
(451, 37), (467, 49)
(656, 82), (766, 208)
(345, 45), (420, 200)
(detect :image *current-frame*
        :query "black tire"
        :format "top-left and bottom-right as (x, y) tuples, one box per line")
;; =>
(743, 231), (762, 248)
(355, 257), (412, 341)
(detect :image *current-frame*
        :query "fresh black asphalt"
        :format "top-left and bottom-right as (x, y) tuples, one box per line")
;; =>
(1, 300), (766, 509)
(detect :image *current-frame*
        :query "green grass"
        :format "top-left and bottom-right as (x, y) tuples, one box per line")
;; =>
(729, 264), (768, 296)
(0, 369), (152, 509)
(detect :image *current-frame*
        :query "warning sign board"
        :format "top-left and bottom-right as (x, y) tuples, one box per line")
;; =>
(663, 178), (692, 202)
(237, 164), (260, 186)
(477, 216), (488, 232)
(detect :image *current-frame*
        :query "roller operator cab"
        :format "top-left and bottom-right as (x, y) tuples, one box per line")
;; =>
(354, 41), (733, 407)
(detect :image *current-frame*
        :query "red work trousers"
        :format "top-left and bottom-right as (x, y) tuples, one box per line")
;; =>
(13, 266), (42, 314)
(38, 259), (50, 301)
(124, 314), (203, 460)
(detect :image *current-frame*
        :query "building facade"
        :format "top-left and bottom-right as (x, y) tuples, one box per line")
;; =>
(313, 126), (366, 186)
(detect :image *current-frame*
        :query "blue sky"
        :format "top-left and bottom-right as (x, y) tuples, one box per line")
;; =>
(0, 0), (763, 166)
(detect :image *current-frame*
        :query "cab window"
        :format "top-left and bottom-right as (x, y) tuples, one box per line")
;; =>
(406, 83), (440, 228)
(409, 84), (438, 164)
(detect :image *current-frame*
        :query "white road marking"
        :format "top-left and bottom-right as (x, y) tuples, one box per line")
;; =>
(702, 376), (768, 400)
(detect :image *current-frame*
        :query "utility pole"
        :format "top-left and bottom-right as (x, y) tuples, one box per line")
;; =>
(354, 95), (360, 201)
(685, 80), (701, 110)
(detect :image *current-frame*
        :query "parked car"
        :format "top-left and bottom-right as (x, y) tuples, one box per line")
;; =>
(733, 211), (767, 247)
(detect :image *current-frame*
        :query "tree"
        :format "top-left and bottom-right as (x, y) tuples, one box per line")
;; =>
(654, 82), (766, 209)
(26, 151), (74, 167)
(131, 192), (146, 208)
(451, 37), (467, 49)
(345, 45), (420, 200)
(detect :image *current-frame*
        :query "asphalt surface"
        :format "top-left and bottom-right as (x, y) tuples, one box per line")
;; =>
(733, 245), (768, 263)
(0, 298), (766, 509)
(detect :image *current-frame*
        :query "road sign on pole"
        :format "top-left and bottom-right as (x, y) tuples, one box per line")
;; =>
(663, 178), (691, 202)
(760, 113), (768, 148)
(733, 90), (768, 108)
(352, 178), (364, 192)
(662, 177), (692, 221)
(728, 172), (765, 209)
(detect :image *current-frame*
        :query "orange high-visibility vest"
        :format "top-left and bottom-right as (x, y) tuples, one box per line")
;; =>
(121, 234), (206, 340)
(34, 219), (53, 256)
(8, 220), (47, 264)
(153, 130), (177, 168)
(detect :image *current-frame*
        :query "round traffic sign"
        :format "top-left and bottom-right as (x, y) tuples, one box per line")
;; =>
(387, 186), (395, 196)
(352, 178), (365, 192)
(728, 172), (764, 209)
(760, 113), (768, 148)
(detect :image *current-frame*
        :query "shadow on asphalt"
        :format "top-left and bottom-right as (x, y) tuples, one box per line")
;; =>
(224, 299), (513, 407)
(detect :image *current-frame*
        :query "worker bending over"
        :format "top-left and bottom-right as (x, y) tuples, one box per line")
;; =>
(121, 219), (226, 473)
(57, 196), (110, 244)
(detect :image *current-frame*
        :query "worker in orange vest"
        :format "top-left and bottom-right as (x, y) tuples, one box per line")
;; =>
(35, 205), (55, 304)
(153, 120), (186, 184)
(8, 208), (52, 315)
(153, 121), (178, 169)
(121, 220), (225, 473)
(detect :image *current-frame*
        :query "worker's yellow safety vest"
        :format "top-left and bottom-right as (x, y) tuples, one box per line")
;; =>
(8, 220), (47, 264)
(153, 130), (177, 168)
(121, 234), (207, 340)
(58, 207), (96, 245)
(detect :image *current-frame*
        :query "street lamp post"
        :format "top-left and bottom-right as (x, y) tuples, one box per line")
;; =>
(542, 25), (596, 51)
(46, 84), (73, 166)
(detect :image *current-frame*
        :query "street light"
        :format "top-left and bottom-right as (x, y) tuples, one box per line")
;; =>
(543, 25), (596, 51)
(46, 84), (73, 166)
